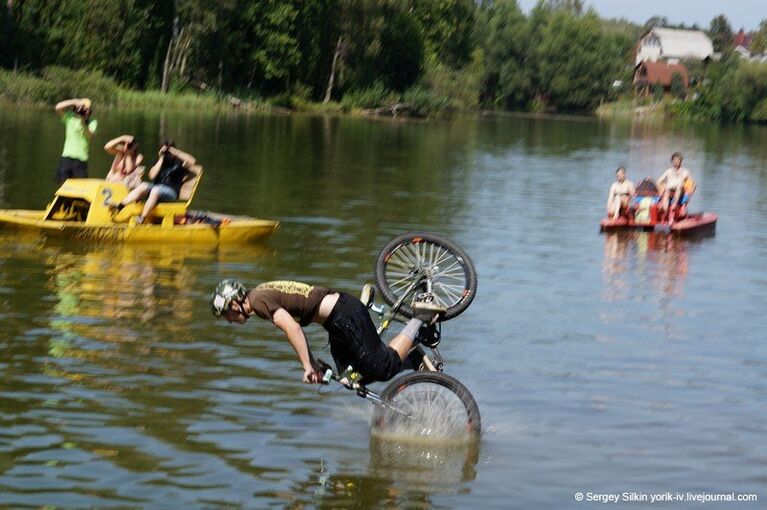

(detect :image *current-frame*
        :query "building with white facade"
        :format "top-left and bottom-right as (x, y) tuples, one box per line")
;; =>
(635, 28), (714, 65)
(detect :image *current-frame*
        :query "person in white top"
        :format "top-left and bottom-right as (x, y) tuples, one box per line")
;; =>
(657, 152), (692, 221)
(606, 166), (635, 219)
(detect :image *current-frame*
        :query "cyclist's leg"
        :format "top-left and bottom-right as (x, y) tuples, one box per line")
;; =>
(326, 294), (404, 381)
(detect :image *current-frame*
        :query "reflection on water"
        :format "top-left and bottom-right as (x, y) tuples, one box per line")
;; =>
(280, 437), (479, 509)
(602, 231), (717, 302)
(369, 435), (479, 487)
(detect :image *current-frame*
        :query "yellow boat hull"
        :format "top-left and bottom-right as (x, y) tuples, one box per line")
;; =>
(0, 209), (279, 244)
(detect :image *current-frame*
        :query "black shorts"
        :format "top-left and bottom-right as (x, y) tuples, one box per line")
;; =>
(55, 157), (88, 184)
(324, 293), (403, 382)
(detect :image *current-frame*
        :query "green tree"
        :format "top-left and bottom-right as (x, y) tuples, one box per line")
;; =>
(543, 0), (583, 16)
(411, 0), (475, 67)
(0, 2), (12, 68)
(750, 19), (767, 55)
(323, 0), (424, 102)
(481, 0), (533, 108)
(537, 10), (623, 110)
(11, 0), (169, 88)
(708, 14), (733, 52)
(641, 15), (668, 33)
(670, 72), (686, 99)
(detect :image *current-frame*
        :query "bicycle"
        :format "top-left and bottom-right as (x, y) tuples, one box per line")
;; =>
(320, 232), (481, 440)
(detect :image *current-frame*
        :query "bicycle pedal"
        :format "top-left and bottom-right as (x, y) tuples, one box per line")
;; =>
(360, 284), (376, 308)
(417, 324), (441, 349)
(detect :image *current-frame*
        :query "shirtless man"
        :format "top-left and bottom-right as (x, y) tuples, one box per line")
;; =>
(104, 135), (144, 189)
(657, 152), (692, 222)
(606, 166), (635, 219)
(210, 280), (444, 383)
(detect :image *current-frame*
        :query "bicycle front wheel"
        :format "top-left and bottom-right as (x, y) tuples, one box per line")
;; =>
(371, 371), (481, 440)
(374, 232), (477, 321)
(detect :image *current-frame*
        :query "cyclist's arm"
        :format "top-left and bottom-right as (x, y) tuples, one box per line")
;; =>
(272, 308), (321, 383)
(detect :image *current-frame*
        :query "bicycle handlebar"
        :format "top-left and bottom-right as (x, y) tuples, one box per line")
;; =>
(316, 359), (414, 420)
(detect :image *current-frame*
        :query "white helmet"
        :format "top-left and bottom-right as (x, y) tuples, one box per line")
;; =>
(210, 279), (247, 317)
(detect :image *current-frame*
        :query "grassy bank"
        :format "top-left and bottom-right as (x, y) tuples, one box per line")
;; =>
(0, 67), (453, 118)
(596, 97), (672, 120)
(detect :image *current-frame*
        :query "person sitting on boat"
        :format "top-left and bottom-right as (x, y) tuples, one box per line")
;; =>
(606, 166), (635, 219)
(104, 135), (144, 190)
(210, 280), (445, 384)
(657, 152), (692, 222)
(109, 141), (196, 224)
(53, 98), (98, 184)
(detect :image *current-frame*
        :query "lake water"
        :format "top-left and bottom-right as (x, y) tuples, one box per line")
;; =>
(1, 106), (766, 508)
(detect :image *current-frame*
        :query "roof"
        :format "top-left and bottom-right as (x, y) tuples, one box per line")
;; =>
(633, 61), (690, 88)
(646, 28), (714, 60)
(734, 29), (752, 49)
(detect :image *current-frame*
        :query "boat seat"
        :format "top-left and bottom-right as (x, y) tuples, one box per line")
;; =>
(118, 165), (203, 224)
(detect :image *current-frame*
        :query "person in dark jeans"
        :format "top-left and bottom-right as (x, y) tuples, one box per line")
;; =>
(109, 141), (196, 224)
(54, 98), (98, 184)
(210, 280), (444, 384)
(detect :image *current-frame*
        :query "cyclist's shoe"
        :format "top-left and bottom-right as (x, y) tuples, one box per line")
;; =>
(412, 300), (446, 325)
(360, 283), (375, 308)
(415, 324), (441, 349)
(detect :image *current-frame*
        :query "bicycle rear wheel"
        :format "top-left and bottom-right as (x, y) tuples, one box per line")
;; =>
(371, 372), (481, 440)
(374, 232), (477, 321)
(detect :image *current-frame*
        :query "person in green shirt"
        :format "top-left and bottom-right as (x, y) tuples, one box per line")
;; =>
(54, 98), (98, 184)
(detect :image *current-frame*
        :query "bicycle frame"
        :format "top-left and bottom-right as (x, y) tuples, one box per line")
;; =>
(318, 360), (415, 420)
(372, 278), (445, 373)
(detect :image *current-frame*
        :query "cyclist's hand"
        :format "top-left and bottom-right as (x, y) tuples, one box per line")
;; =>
(302, 366), (323, 384)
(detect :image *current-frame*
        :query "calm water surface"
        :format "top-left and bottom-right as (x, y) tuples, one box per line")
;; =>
(1, 107), (766, 508)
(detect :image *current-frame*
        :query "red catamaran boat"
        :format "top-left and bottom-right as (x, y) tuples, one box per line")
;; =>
(600, 178), (717, 235)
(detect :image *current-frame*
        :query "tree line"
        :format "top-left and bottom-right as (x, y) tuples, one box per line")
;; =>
(1, 0), (764, 120)
(0, 0), (639, 113)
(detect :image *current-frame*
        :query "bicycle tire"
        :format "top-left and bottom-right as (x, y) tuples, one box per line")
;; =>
(371, 371), (481, 439)
(374, 232), (477, 321)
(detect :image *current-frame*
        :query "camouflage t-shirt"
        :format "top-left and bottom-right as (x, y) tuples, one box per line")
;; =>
(247, 281), (331, 326)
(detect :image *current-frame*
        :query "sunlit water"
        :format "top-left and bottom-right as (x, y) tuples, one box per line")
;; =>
(1, 106), (766, 508)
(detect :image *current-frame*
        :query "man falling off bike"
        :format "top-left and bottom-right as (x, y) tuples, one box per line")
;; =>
(210, 280), (444, 383)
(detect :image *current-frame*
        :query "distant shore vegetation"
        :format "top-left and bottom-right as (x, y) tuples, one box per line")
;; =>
(0, 0), (764, 122)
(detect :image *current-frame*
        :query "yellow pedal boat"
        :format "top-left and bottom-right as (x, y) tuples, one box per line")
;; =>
(0, 168), (279, 244)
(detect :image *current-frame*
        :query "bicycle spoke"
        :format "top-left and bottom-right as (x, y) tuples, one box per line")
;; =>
(407, 242), (423, 267)
(396, 244), (420, 269)
(434, 282), (462, 304)
(386, 256), (414, 272)
(432, 259), (462, 280)
(389, 253), (416, 272)
(385, 268), (414, 279)
(386, 384), (470, 433)
(431, 291), (452, 309)
(387, 273), (416, 290)
(431, 246), (454, 268)
(389, 278), (416, 296)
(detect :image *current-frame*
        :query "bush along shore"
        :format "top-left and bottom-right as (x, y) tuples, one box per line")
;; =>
(0, 67), (455, 118)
